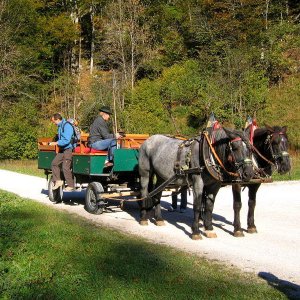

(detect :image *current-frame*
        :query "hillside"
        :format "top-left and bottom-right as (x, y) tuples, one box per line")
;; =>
(1, 0), (300, 158)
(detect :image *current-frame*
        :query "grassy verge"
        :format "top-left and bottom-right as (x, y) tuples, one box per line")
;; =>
(0, 160), (44, 178)
(0, 190), (289, 299)
(272, 153), (300, 181)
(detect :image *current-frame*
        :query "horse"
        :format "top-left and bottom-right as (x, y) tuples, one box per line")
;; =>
(231, 125), (291, 237)
(138, 127), (254, 240)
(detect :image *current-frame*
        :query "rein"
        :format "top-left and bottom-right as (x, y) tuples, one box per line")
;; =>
(203, 131), (239, 178)
(251, 144), (275, 166)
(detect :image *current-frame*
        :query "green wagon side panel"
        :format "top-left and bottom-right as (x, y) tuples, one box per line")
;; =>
(38, 151), (56, 170)
(113, 149), (139, 172)
(73, 155), (106, 175)
(38, 149), (139, 175)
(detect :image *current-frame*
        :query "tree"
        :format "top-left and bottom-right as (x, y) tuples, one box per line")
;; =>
(100, 0), (151, 91)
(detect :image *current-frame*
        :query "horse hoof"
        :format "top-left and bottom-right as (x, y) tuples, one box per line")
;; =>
(139, 220), (148, 226)
(155, 220), (165, 226)
(204, 230), (217, 238)
(234, 231), (244, 237)
(192, 234), (202, 240)
(247, 227), (258, 234)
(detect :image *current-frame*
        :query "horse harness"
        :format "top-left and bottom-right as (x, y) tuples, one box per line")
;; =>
(174, 131), (252, 183)
(172, 137), (202, 190)
(115, 132), (254, 204)
(144, 130), (256, 201)
(174, 138), (202, 175)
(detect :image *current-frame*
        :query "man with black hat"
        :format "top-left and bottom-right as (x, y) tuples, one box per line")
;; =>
(88, 106), (121, 167)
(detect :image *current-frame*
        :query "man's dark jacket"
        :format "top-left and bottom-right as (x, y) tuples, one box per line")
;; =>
(89, 116), (114, 143)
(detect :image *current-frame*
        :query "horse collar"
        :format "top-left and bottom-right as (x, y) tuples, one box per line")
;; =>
(174, 138), (198, 175)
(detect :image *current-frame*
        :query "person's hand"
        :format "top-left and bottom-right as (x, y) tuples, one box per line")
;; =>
(49, 142), (58, 146)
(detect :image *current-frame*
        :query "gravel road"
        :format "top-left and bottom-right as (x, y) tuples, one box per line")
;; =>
(0, 170), (299, 296)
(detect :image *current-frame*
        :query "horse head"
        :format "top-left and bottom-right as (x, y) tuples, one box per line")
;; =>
(264, 125), (291, 174)
(221, 128), (254, 182)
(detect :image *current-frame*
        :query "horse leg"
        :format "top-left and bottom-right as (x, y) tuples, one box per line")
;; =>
(191, 176), (203, 240)
(203, 185), (218, 238)
(153, 191), (165, 226)
(192, 204), (202, 240)
(232, 184), (244, 237)
(152, 177), (165, 225)
(139, 191), (149, 226)
(139, 167), (152, 226)
(247, 184), (260, 233)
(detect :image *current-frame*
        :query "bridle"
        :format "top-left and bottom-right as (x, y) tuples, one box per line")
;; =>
(228, 137), (253, 176)
(265, 131), (290, 169)
(205, 131), (253, 179)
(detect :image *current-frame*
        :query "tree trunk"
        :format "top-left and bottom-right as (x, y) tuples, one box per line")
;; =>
(118, 0), (128, 84)
(130, 21), (135, 91)
(112, 71), (118, 134)
(90, 2), (95, 75)
(265, 0), (270, 30)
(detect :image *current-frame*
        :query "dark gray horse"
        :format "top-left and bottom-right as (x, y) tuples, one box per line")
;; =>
(232, 125), (291, 237)
(139, 127), (254, 240)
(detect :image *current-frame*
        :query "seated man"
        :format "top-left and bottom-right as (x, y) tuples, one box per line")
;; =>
(88, 106), (121, 167)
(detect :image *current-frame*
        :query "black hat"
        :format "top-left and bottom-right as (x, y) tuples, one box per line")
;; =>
(99, 106), (112, 115)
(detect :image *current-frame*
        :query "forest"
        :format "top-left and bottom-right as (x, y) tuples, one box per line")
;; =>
(0, 0), (300, 159)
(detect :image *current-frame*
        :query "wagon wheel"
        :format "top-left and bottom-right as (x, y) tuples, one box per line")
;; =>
(48, 175), (63, 203)
(85, 182), (105, 215)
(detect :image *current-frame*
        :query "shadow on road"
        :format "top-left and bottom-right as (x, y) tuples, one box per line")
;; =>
(211, 213), (248, 236)
(42, 188), (240, 239)
(258, 272), (300, 300)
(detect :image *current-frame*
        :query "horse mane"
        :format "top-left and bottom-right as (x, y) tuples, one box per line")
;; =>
(211, 128), (231, 163)
(254, 126), (287, 136)
(213, 127), (247, 147)
(211, 128), (228, 145)
(253, 126), (287, 145)
(273, 126), (284, 132)
(253, 127), (268, 138)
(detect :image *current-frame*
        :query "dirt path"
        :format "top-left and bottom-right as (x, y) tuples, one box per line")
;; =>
(1, 170), (300, 294)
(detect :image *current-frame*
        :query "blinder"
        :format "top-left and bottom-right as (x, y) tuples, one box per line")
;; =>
(265, 132), (290, 163)
(228, 137), (253, 172)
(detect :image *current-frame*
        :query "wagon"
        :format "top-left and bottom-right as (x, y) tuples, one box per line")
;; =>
(37, 133), (149, 214)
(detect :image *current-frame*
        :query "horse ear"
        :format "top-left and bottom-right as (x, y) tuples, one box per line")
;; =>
(282, 126), (288, 134)
(264, 124), (274, 133)
(223, 127), (236, 140)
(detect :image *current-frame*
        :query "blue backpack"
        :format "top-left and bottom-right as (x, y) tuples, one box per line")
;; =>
(62, 119), (81, 145)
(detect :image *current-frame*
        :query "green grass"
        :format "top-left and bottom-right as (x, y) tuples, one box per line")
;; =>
(0, 159), (44, 177)
(0, 190), (290, 299)
(272, 153), (300, 181)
